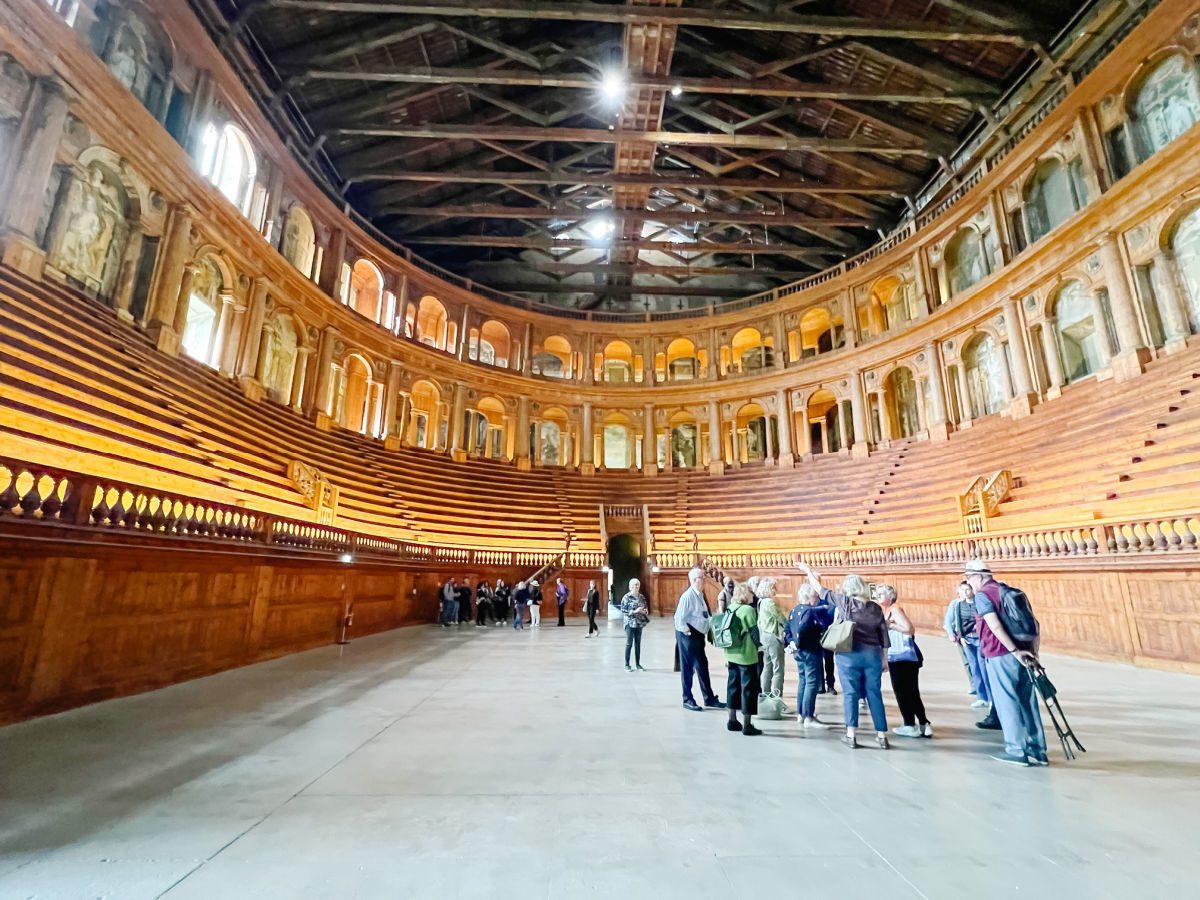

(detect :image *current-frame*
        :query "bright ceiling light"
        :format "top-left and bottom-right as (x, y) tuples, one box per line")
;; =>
(670, 84), (682, 98)
(600, 68), (626, 104)
(585, 217), (616, 239)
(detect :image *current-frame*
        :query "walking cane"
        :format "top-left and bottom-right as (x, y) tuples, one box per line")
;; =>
(337, 604), (354, 645)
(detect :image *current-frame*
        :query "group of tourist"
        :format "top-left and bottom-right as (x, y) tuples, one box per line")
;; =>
(439, 576), (604, 633)
(662, 560), (1048, 765)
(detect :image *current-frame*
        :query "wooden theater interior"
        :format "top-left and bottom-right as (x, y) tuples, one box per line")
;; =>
(2, 0), (1199, 723)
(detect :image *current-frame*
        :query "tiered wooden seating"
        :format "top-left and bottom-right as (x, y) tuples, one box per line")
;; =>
(5, 268), (1200, 558)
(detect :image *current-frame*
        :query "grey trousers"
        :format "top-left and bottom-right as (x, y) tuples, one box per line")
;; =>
(761, 634), (785, 696)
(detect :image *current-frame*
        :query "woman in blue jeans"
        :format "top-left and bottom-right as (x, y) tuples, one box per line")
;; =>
(783, 583), (833, 729)
(798, 562), (891, 749)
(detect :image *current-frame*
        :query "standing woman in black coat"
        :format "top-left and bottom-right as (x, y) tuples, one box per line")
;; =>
(584, 580), (602, 637)
(493, 579), (510, 626)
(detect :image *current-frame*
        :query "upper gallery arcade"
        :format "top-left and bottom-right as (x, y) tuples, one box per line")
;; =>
(3, 0), (1200, 479)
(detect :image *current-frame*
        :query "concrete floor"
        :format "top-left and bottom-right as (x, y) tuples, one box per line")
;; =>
(1, 620), (1197, 900)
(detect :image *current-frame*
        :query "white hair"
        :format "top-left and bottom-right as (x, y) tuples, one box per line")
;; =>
(687, 567), (704, 583)
(757, 577), (777, 599)
(797, 583), (817, 601)
(628, 577), (641, 589)
(841, 574), (869, 600)
(876, 584), (897, 603)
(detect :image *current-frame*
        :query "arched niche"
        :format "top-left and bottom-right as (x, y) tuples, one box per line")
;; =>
(408, 379), (441, 449)
(1129, 52), (1200, 164)
(945, 228), (991, 297)
(885, 367), (921, 439)
(477, 319), (511, 367)
(1023, 158), (1081, 245)
(44, 157), (135, 301)
(601, 412), (634, 469)
(337, 354), (373, 434)
(281, 205), (317, 278)
(94, 2), (175, 121)
(533, 335), (574, 379)
(805, 389), (841, 454)
(416, 295), (448, 350)
(179, 255), (228, 367)
(665, 337), (699, 381)
(538, 406), (569, 466)
(962, 332), (1007, 419)
(348, 258), (384, 322)
(735, 402), (767, 463)
(262, 311), (301, 405)
(667, 410), (698, 468)
(601, 340), (634, 383)
(1051, 280), (1106, 381)
(731, 327), (770, 372)
(1168, 205), (1200, 332)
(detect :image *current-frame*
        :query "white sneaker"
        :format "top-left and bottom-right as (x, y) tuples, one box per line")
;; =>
(892, 725), (922, 738)
(971, 699), (989, 709)
(804, 718), (832, 730)
(921, 722), (934, 738)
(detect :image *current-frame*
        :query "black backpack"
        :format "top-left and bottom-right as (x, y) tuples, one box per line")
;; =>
(996, 582), (1040, 646)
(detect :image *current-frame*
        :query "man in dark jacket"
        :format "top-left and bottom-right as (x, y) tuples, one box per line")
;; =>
(584, 580), (602, 637)
(456, 581), (472, 624)
(555, 577), (569, 627)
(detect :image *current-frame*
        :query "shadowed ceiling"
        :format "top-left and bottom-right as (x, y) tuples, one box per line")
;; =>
(204, 0), (1085, 312)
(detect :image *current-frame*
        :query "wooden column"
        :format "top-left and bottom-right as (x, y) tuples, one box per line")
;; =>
(449, 382), (467, 460)
(210, 292), (238, 373)
(0, 77), (69, 278)
(1041, 318), (1066, 398)
(311, 327), (338, 416)
(290, 347), (312, 410)
(926, 341), (949, 440)
(145, 203), (195, 353)
(1100, 233), (1150, 380)
(111, 225), (144, 321)
(849, 369), (869, 457)
(707, 400), (724, 474)
(382, 362), (402, 441)
(515, 396), (531, 470)
(775, 388), (794, 465)
(1151, 250), (1192, 352)
(955, 363), (974, 425)
(1004, 298), (1037, 416)
(237, 279), (270, 381)
(643, 403), (656, 476)
(580, 402), (595, 475)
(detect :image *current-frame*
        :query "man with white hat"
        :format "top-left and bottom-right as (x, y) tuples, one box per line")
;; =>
(963, 560), (1048, 767)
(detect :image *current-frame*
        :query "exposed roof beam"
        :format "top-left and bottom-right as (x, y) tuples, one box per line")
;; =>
(400, 235), (838, 257)
(294, 68), (987, 105)
(352, 169), (907, 195)
(266, 1), (1033, 43)
(466, 261), (821, 278)
(488, 283), (760, 298)
(330, 124), (939, 155)
(380, 204), (870, 227)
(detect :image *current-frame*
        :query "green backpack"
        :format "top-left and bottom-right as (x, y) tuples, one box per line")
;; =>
(710, 608), (740, 649)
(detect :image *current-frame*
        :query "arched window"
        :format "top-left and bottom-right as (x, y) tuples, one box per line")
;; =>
(945, 228), (990, 297)
(806, 390), (841, 454)
(533, 335), (574, 379)
(731, 327), (770, 372)
(1024, 159), (1081, 244)
(962, 334), (1007, 418)
(281, 206), (316, 278)
(262, 314), (299, 405)
(415, 296), (448, 349)
(886, 368), (921, 439)
(665, 338), (699, 381)
(1130, 54), (1200, 163)
(180, 258), (223, 367)
(199, 123), (257, 216)
(797, 306), (842, 357)
(479, 320), (511, 367)
(408, 380), (441, 449)
(1052, 281), (1106, 382)
(347, 259), (384, 322)
(602, 340), (634, 383)
(1170, 207), (1200, 333)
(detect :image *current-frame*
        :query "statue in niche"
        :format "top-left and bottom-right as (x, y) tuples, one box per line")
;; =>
(540, 423), (561, 466)
(672, 426), (697, 468)
(263, 318), (298, 401)
(56, 166), (127, 295)
(109, 33), (140, 92)
(1134, 55), (1200, 156)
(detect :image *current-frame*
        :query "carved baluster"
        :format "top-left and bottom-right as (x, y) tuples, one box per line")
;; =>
(90, 486), (113, 526)
(0, 469), (19, 516)
(40, 475), (65, 520)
